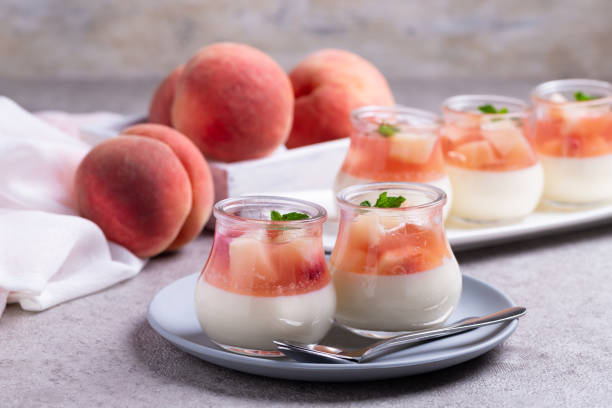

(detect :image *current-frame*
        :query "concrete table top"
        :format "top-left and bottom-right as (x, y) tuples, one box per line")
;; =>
(1, 78), (611, 407)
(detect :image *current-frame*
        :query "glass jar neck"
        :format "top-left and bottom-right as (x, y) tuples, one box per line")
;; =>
(336, 182), (446, 218)
(532, 79), (612, 106)
(442, 94), (530, 125)
(213, 196), (327, 234)
(351, 105), (441, 135)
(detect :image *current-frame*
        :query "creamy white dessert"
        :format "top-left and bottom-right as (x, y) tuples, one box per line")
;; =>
(540, 154), (612, 204)
(195, 279), (336, 351)
(332, 257), (461, 332)
(334, 172), (453, 219)
(446, 163), (544, 222)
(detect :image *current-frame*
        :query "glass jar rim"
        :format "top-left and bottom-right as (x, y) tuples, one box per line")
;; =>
(336, 182), (446, 212)
(351, 105), (441, 130)
(214, 195), (327, 225)
(530, 78), (612, 106)
(442, 94), (530, 118)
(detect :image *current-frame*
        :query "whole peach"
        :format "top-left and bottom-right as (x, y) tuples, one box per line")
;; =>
(286, 49), (394, 148)
(149, 65), (184, 126)
(172, 43), (293, 162)
(121, 123), (214, 249)
(75, 137), (192, 258)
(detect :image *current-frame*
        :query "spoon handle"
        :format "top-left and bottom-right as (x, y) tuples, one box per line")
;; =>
(359, 306), (526, 363)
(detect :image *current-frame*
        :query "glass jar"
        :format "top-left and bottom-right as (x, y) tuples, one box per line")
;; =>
(441, 95), (543, 223)
(194, 196), (335, 357)
(531, 79), (612, 206)
(329, 182), (461, 338)
(334, 106), (452, 219)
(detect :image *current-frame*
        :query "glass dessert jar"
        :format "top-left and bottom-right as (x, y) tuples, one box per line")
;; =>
(441, 95), (543, 223)
(334, 106), (452, 219)
(194, 196), (336, 357)
(329, 182), (461, 337)
(531, 79), (612, 206)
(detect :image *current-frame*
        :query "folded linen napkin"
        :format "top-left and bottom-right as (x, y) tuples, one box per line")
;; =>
(0, 97), (146, 318)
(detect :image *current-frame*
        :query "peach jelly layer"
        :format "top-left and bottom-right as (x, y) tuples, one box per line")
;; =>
(534, 111), (612, 158)
(442, 118), (538, 171)
(329, 212), (450, 276)
(203, 232), (331, 297)
(341, 130), (446, 182)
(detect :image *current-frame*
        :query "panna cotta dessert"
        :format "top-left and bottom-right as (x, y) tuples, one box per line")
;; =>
(531, 79), (612, 205)
(441, 95), (543, 223)
(330, 182), (461, 336)
(334, 106), (452, 219)
(194, 196), (336, 356)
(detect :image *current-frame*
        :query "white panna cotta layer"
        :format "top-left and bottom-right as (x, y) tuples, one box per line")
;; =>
(333, 172), (453, 219)
(540, 153), (612, 204)
(446, 163), (543, 222)
(332, 257), (462, 332)
(194, 280), (336, 351)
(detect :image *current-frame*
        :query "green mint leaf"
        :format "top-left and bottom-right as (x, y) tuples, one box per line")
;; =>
(574, 91), (599, 101)
(478, 104), (496, 114)
(359, 200), (372, 207)
(270, 210), (309, 221)
(281, 212), (310, 221)
(478, 104), (508, 114)
(374, 192), (406, 208)
(377, 122), (400, 137)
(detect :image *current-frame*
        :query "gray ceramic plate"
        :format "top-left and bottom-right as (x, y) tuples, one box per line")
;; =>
(147, 273), (519, 382)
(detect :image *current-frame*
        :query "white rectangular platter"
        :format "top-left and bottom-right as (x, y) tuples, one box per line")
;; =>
(268, 189), (612, 252)
(83, 117), (612, 253)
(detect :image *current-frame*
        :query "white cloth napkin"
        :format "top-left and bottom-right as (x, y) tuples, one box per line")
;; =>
(0, 96), (146, 317)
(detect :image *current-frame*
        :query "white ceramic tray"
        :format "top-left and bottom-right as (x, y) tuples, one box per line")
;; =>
(258, 189), (612, 252)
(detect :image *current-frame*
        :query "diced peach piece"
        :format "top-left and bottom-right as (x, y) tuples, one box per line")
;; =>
(377, 246), (432, 275)
(481, 120), (527, 156)
(377, 215), (406, 230)
(378, 223), (427, 252)
(454, 140), (498, 168)
(271, 237), (317, 270)
(346, 213), (381, 250)
(388, 132), (437, 164)
(228, 237), (277, 288)
(504, 136), (536, 166)
(331, 246), (371, 275)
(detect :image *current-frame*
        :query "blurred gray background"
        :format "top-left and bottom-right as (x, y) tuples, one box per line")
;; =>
(1, 0), (611, 113)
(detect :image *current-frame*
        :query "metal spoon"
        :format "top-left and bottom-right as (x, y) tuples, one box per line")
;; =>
(274, 306), (526, 364)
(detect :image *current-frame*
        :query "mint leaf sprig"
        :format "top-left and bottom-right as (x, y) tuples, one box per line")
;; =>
(478, 104), (508, 114)
(270, 210), (309, 221)
(574, 91), (599, 101)
(359, 192), (406, 208)
(376, 122), (400, 137)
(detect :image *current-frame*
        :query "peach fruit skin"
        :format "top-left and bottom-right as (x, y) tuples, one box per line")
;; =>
(171, 42), (294, 162)
(75, 136), (192, 258)
(121, 124), (214, 250)
(286, 49), (395, 148)
(148, 65), (184, 126)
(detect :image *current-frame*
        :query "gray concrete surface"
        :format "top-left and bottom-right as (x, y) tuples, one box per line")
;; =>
(1, 79), (612, 407)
